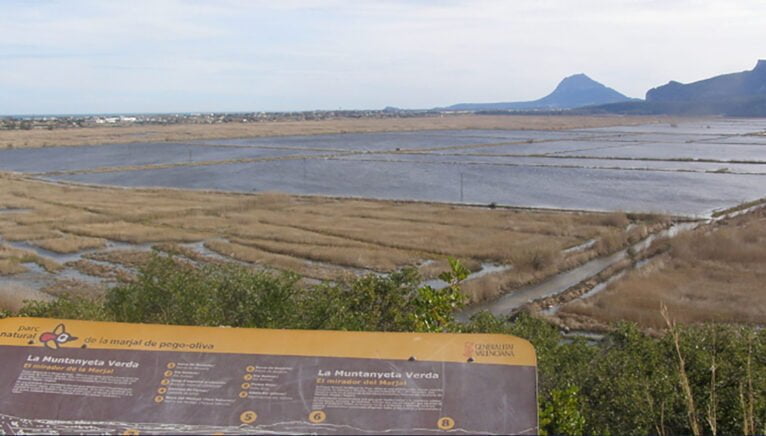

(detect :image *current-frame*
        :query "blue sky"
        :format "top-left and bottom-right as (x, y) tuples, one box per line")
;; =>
(1, 0), (765, 114)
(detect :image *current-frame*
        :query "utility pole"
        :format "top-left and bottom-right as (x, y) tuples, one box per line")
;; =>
(460, 172), (464, 202)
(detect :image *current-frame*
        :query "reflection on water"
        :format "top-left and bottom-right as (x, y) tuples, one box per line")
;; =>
(1, 120), (756, 217)
(423, 263), (512, 289)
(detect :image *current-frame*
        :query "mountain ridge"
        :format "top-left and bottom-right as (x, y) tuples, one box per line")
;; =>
(578, 60), (766, 116)
(442, 74), (635, 111)
(647, 59), (766, 102)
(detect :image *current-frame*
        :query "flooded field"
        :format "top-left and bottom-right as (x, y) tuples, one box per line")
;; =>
(1, 118), (765, 322)
(49, 159), (762, 216)
(1, 119), (764, 217)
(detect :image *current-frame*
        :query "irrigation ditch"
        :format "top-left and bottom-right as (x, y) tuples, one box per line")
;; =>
(457, 199), (766, 334)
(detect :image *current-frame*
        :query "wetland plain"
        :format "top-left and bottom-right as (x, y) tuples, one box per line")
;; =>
(1, 115), (765, 328)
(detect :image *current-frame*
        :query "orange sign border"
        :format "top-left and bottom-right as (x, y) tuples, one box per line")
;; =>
(0, 317), (536, 366)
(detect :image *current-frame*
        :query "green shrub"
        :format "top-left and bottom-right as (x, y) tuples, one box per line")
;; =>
(19, 295), (108, 321)
(104, 256), (301, 328)
(11, 254), (765, 435)
(18, 254), (467, 334)
(540, 386), (586, 436)
(298, 257), (467, 332)
(299, 268), (421, 331)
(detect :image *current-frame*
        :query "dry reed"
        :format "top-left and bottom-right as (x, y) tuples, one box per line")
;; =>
(662, 303), (702, 436)
(560, 208), (766, 327)
(31, 235), (107, 254)
(0, 115), (672, 149)
(1, 173), (658, 302)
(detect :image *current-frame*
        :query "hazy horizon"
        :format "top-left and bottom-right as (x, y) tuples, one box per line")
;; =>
(2, 0), (765, 115)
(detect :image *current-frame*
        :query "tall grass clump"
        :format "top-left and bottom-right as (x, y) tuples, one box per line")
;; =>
(671, 227), (766, 264)
(597, 212), (630, 228)
(510, 246), (562, 272)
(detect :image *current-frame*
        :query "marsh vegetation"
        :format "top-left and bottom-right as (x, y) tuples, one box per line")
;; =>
(558, 207), (766, 329)
(0, 174), (655, 310)
(0, 114), (666, 149)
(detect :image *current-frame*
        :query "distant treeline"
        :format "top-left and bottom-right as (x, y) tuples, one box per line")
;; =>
(0, 109), (440, 131)
(3, 255), (764, 435)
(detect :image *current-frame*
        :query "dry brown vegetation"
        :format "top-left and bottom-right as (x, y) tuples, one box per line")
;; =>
(559, 208), (766, 328)
(0, 259), (27, 276)
(31, 235), (107, 253)
(0, 283), (54, 312)
(66, 221), (208, 244)
(40, 279), (105, 298)
(0, 114), (673, 149)
(0, 173), (655, 308)
(65, 259), (135, 283)
(152, 243), (229, 265)
(0, 243), (62, 275)
(84, 250), (156, 269)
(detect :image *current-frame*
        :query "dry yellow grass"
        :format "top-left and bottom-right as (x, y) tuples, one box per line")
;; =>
(0, 222), (59, 241)
(0, 243), (62, 274)
(41, 279), (106, 298)
(0, 283), (55, 312)
(459, 238), (621, 304)
(65, 259), (134, 283)
(230, 237), (407, 272)
(560, 208), (766, 328)
(153, 243), (230, 265)
(204, 239), (352, 281)
(30, 235), (107, 254)
(85, 250), (155, 268)
(0, 115), (674, 149)
(0, 259), (27, 275)
(0, 173), (658, 303)
(65, 221), (207, 244)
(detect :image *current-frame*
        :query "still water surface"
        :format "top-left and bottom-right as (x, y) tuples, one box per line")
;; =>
(2, 120), (765, 217)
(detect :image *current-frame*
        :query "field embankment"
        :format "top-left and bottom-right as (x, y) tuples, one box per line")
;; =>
(0, 173), (659, 310)
(555, 206), (766, 329)
(0, 114), (671, 149)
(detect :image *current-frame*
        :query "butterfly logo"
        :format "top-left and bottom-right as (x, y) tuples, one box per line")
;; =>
(39, 324), (78, 350)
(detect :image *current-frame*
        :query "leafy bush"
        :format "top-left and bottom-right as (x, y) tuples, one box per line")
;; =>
(104, 257), (301, 328)
(19, 295), (107, 321)
(540, 386), (586, 436)
(20, 254), (467, 333)
(10, 254), (766, 435)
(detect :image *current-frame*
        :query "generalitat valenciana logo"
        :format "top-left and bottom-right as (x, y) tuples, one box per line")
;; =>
(463, 341), (514, 358)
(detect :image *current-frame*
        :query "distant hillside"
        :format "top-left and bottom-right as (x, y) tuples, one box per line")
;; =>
(582, 60), (766, 116)
(647, 60), (766, 102)
(576, 95), (766, 117)
(443, 74), (634, 111)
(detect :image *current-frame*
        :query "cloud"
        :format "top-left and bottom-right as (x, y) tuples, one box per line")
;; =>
(1, 0), (765, 113)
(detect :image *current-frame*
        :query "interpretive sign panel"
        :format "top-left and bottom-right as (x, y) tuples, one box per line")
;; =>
(0, 317), (537, 435)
